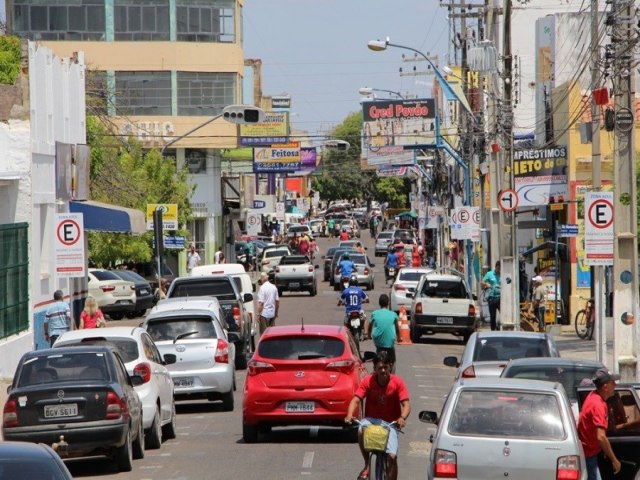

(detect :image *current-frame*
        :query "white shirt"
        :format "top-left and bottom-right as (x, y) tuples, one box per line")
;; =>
(257, 281), (279, 319)
(187, 251), (201, 272)
(214, 250), (222, 264)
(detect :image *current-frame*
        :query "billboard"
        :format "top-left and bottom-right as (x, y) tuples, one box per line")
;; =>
(253, 142), (301, 173)
(300, 147), (317, 173)
(511, 146), (568, 207)
(240, 111), (289, 146)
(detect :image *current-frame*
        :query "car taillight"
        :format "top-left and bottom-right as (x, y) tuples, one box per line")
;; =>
(308, 265), (313, 273)
(275, 267), (280, 273)
(394, 284), (406, 291)
(100, 285), (116, 292)
(461, 365), (476, 378)
(215, 339), (230, 363)
(468, 304), (476, 317)
(133, 362), (151, 383)
(105, 391), (126, 420)
(247, 360), (275, 376)
(233, 306), (241, 324)
(326, 360), (355, 374)
(130, 285), (136, 290)
(3, 399), (18, 428)
(433, 449), (457, 478)
(415, 303), (423, 314)
(364, 268), (369, 275)
(556, 455), (581, 480)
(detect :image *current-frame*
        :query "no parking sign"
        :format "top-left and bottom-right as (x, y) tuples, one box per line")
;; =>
(584, 191), (613, 266)
(55, 213), (86, 278)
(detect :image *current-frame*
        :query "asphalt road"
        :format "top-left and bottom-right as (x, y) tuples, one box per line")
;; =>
(4, 229), (607, 479)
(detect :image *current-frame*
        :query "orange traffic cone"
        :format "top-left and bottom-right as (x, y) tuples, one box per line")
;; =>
(398, 305), (412, 344)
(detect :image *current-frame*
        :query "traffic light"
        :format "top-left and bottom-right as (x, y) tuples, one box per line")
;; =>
(222, 105), (265, 124)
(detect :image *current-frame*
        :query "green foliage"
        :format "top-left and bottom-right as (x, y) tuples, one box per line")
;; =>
(0, 36), (21, 85)
(86, 116), (194, 267)
(373, 177), (409, 208)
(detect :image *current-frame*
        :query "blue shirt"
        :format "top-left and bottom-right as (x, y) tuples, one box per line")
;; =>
(483, 270), (501, 298)
(385, 252), (398, 268)
(338, 259), (356, 277)
(45, 300), (71, 336)
(341, 286), (367, 313)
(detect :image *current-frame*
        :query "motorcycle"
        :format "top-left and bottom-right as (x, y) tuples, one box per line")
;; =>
(385, 266), (397, 285)
(345, 310), (366, 349)
(340, 276), (350, 292)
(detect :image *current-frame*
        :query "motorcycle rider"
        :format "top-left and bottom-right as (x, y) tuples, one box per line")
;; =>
(384, 247), (399, 282)
(338, 275), (370, 328)
(337, 252), (357, 288)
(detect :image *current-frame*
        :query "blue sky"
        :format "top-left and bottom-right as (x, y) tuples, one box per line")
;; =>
(243, 0), (449, 139)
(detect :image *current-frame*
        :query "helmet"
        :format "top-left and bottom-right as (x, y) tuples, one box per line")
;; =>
(349, 274), (358, 286)
(343, 252), (350, 259)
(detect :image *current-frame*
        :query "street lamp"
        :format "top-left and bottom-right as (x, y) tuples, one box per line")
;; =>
(358, 86), (405, 99)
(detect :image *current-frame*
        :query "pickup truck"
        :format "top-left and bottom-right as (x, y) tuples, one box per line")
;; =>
(274, 255), (318, 296)
(165, 274), (253, 369)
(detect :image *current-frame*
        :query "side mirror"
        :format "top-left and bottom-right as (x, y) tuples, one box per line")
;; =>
(370, 263), (376, 268)
(314, 265), (320, 269)
(419, 410), (438, 424)
(243, 293), (253, 303)
(130, 374), (145, 387)
(443, 356), (460, 368)
(472, 293), (478, 301)
(227, 332), (241, 344)
(163, 353), (177, 365)
(406, 292), (414, 299)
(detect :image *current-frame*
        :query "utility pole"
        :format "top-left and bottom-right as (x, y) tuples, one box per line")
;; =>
(611, 0), (638, 380)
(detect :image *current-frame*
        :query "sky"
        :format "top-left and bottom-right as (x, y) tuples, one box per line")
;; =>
(243, 0), (450, 140)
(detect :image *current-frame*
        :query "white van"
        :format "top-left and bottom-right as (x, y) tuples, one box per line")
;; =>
(190, 263), (257, 346)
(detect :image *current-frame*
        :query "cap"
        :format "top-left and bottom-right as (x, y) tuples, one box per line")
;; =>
(532, 275), (543, 283)
(592, 367), (620, 387)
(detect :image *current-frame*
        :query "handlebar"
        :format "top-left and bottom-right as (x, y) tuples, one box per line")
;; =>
(348, 418), (402, 431)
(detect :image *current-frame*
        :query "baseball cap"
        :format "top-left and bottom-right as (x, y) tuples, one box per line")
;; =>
(592, 367), (620, 387)
(532, 275), (543, 283)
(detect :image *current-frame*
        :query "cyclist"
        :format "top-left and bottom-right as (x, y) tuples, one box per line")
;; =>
(367, 294), (400, 368)
(338, 275), (369, 324)
(345, 351), (411, 480)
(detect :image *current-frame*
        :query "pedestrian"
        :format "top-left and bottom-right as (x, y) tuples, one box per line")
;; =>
(214, 246), (223, 264)
(298, 233), (310, 257)
(448, 240), (459, 267)
(187, 242), (201, 274)
(577, 368), (622, 479)
(257, 271), (279, 333)
(322, 218), (327, 237)
(80, 296), (106, 329)
(411, 246), (421, 267)
(367, 294), (400, 367)
(44, 290), (72, 346)
(154, 277), (169, 304)
(531, 276), (546, 331)
(309, 237), (318, 260)
(481, 261), (501, 331)
(339, 229), (350, 241)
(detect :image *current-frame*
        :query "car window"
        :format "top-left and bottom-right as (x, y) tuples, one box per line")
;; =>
(147, 317), (218, 341)
(170, 279), (236, 300)
(351, 255), (366, 264)
(326, 248), (337, 257)
(113, 353), (130, 386)
(141, 332), (164, 364)
(265, 249), (289, 258)
(280, 256), (308, 265)
(0, 458), (70, 479)
(421, 279), (468, 299)
(56, 338), (140, 363)
(399, 271), (430, 282)
(19, 352), (109, 386)
(90, 269), (122, 281)
(473, 337), (550, 362)
(503, 365), (601, 401)
(449, 389), (565, 439)
(258, 336), (345, 360)
(377, 233), (393, 240)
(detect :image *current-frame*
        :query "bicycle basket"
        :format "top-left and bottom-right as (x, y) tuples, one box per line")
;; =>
(362, 424), (390, 452)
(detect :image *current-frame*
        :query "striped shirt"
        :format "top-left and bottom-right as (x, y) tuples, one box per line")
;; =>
(45, 301), (71, 336)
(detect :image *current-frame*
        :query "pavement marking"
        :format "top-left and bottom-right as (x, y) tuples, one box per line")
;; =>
(302, 451), (315, 469)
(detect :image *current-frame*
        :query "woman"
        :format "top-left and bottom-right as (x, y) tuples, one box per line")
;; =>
(80, 296), (106, 329)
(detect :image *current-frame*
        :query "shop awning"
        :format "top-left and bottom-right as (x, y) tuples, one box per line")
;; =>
(398, 211), (418, 219)
(70, 200), (146, 234)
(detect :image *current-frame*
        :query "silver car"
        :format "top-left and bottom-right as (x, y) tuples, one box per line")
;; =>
(143, 297), (237, 411)
(374, 231), (394, 257)
(389, 267), (434, 312)
(443, 331), (560, 380)
(419, 378), (586, 480)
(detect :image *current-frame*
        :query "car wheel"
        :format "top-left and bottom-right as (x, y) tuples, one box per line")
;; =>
(221, 389), (234, 412)
(125, 311), (137, 319)
(145, 407), (162, 450)
(162, 403), (177, 440)
(132, 418), (145, 459)
(116, 430), (133, 472)
(310, 285), (317, 296)
(109, 312), (125, 320)
(410, 325), (421, 343)
(243, 423), (258, 443)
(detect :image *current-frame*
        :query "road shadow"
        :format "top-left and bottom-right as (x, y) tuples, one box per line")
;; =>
(176, 400), (228, 415)
(238, 426), (356, 445)
(65, 456), (119, 477)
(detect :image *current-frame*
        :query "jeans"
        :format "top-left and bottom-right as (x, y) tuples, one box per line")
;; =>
(535, 306), (546, 330)
(488, 296), (500, 331)
(586, 455), (601, 480)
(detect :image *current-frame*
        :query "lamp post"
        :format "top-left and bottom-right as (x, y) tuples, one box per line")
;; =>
(358, 86), (405, 99)
(367, 38), (473, 287)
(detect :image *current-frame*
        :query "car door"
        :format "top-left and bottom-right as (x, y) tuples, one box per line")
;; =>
(142, 332), (173, 422)
(113, 352), (142, 430)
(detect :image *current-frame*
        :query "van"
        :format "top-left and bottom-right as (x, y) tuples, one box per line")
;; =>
(190, 263), (257, 345)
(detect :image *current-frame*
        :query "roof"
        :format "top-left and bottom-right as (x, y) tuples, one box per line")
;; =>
(456, 377), (565, 392)
(261, 324), (345, 337)
(0, 442), (58, 459)
(25, 345), (116, 357)
(55, 326), (142, 342)
(505, 357), (603, 368)
(150, 297), (221, 315)
(424, 273), (465, 281)
(474, 331), (550, 340)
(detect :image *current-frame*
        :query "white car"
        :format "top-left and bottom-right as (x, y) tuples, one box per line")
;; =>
(308, 219), (324, 236)
(88, 268), (136, 320)
(260, 245), (292, 273)
(390, 267), (434, 312)
(54, 326), (177, 449)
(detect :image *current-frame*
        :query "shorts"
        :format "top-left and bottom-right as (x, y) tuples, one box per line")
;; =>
(259, 315), (275, 334)
(360, 418), (399, 456)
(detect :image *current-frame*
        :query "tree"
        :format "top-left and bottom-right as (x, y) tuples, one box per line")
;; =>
(86, 116), (194, 267)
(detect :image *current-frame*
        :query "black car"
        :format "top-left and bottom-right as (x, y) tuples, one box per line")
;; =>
(111, 269), (154, 318)
(0, 442), (73, 479)
(2, 346), (145, 472)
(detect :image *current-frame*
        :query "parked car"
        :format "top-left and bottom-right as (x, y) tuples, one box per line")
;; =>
(390, 267), (434, 313)
(110, 269), (155, 318)
(274, 255), (318, 296)
(286, 224), (312, 240)
(88, 268), (136, 320)
(408, 272), (477, 343)
(143, 297), (237, 411)
(242, 324), (366, 443)
(332, 253), (375, 291)
(308, 219), (324, 236)
(2, 346), (145, 472)
(54, 326), (178, 449)
(501, 357), (603, 421)
(260, 245), (292, 273)
(443, 331), (561, 381)
(393, 228), (417, 245)
(419, 378), (585, 480)
(0, 442), (74, 480)
(131, 261), (176, 291)
(375, 231), (394, 257)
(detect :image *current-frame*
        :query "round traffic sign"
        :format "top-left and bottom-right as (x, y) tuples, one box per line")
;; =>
(587, 198), (613, 229)
(57, 219), (82, 246)
(473, 209), (480, 224)
(458, 208), (470, 223)
(615, 107), (634, 132)
(498, 189), (519, 212)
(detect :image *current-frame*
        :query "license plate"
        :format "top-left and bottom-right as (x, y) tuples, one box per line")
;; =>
(285, 401), (314, 413)
(116, 300), (133, 304)
(290, 282), (300, 289)
(436, 317), (454, 324)
(44, 403), (78, 418)
(350, 317), (361, 328)
(140, 289), (149, 295)
(173, 378), (194, 388)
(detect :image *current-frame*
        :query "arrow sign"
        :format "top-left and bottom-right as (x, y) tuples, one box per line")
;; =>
(498, 189), (519, 212)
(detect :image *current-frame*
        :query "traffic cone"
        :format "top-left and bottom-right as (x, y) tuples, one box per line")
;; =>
(398, 305), (412, 344)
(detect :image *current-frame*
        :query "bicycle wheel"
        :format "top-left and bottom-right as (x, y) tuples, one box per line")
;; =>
(587, 310), (594, 341)
(574, 309), (589, 339)
(370, 452), (387, 480)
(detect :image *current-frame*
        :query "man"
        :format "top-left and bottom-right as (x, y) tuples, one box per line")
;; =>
(339, 229), (350, 241)
(214, 246), (223, 264)
(531, 275), (546, 331)
(345, 351), (411, 480)
(187, 242), (201, 274)
(384, 247), (399, 281)
(367, 294), (400, 367)
(481, 261), (501, 331)
(327, 218), (335, 239)
(338, 276), (369, 323)
(257, 271), (279, 333)
(337, 252), (356, 280)
(578, 368), (622, 479)
(44, 290), (72, 346)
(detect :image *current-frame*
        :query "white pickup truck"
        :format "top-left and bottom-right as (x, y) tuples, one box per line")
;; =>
(274, 255), (318, 296)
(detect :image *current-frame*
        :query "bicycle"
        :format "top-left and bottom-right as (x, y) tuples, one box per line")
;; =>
(574, 296), (594, 340)
(351, 418), (400, 480)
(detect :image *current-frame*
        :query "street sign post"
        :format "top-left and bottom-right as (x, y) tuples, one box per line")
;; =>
(584, 192), (614, 266)
(55, 213), (86, 278)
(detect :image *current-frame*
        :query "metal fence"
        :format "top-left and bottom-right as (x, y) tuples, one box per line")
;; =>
(0, 223), (29, 339)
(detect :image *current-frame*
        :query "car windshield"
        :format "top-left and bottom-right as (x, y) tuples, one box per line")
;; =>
(258, 336), (345, 360)
(325, 248), (337, 258)
(449, 389), (565, 439)
(377, 233), (393, 241)
(18, 352), (110, 386)
(502, 364), (600, 401)
(116, 270), (147, 283)
(56, 338), (139, 363)
(399, 271), (430, 282)
(350, 254), (367, 264)
(170, 279), (236, 300)
(421, 279), (468, 299)
(473, 337), (550, 362)
(265, 249), (289, 258)
(146, 317), (217, 341)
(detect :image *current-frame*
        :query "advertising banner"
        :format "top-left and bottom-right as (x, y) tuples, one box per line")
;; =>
(146, 204), (178, 230)
(363, 145), (415, 167)
(511, 146), (568, 207)
(240, 111), (289, 146)
(253, 142), (301, 173)
(300, 147), (317, 173)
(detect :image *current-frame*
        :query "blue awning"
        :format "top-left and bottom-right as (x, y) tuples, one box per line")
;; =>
(70, 200), (146, 234)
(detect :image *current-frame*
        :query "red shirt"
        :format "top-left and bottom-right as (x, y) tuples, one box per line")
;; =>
(355, 374), (410, 423)
(81, 310), (104, 329)
(578, 390), (608, 457)
(340, 232), (349, 240)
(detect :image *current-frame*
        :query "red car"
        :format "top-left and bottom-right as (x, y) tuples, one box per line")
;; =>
(242, 324), (367, 443)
